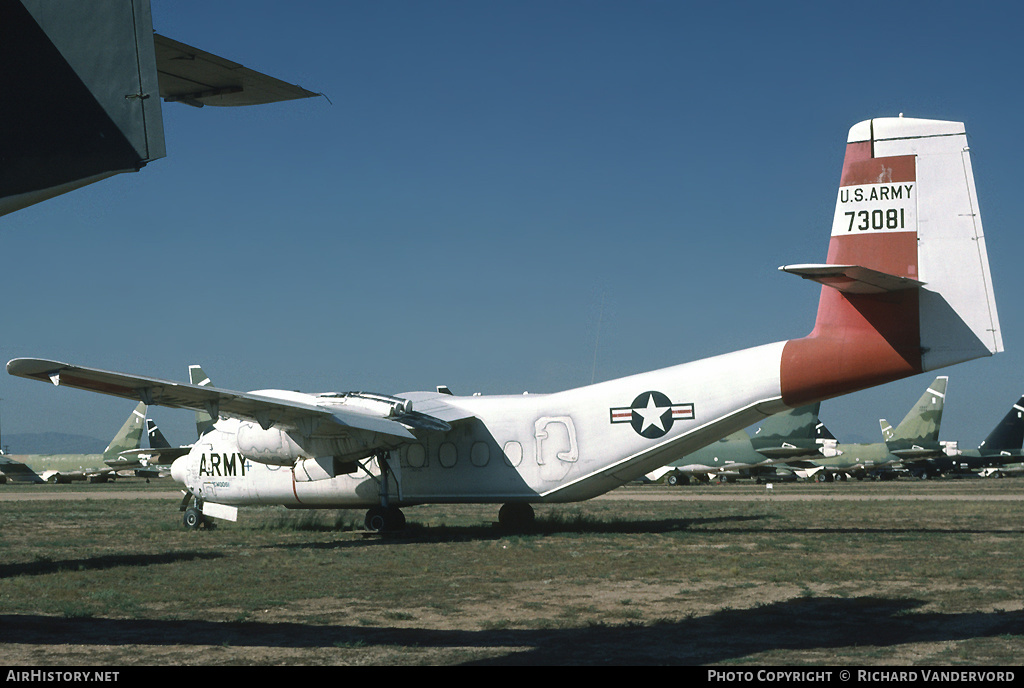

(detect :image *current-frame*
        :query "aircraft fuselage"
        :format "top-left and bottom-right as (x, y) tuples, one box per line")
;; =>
(171, 341), (790, 509)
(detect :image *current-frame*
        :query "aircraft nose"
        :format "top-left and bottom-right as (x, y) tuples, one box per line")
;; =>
(170, 456), (189, 485)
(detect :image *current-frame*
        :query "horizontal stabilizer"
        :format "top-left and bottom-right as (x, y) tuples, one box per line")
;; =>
(113, 447), (191, 466)
(889, 447), (941, 460)
(779, 264), (925, 294)
(0, 0), (165, 216)
(0, 457), (45, 484)
(0, 1), (319, 216)
(755, 446), (825, 460)
(154, 34), (319, 107)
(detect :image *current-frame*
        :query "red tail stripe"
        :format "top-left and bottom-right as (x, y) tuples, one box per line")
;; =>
(841, 154), (916, 186)
(780, 142), (924, 406)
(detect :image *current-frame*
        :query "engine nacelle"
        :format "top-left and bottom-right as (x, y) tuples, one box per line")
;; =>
(235, 421), (309, 466)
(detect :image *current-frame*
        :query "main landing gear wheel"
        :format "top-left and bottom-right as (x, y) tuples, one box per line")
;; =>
(667, 472), (688, 486)
(498, 503), (535, 531)
(364, 505), (406, 533)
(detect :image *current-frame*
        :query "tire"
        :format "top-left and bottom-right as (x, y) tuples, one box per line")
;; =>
(183, 507), (203, 530)
(364, 505), (406, 532)
(498, 503), (535, 531)
(364, 506), (387, 532)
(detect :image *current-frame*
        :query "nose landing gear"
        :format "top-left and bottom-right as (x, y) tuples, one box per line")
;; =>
(180, 492), (215, 530)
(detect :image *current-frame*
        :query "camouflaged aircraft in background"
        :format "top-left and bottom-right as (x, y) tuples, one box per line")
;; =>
(0, 454), (44, 484)
(2, 403), (147, 483)
(106, 366), (217, 481)
(9, 117), (1005, 531)
(648, 404), (835, 484)
(788, 377), (949, 481)
(104, 417), (178, 480)
(912, 393), (1024, 478)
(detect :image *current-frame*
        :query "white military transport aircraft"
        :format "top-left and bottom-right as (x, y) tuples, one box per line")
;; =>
(8, 117), (1003, 531)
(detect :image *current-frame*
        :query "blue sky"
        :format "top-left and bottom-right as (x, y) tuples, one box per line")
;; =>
(2, 1), (1022, 449)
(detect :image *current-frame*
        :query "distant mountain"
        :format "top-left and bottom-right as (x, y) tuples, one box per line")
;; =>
(2, 432), (106, 455)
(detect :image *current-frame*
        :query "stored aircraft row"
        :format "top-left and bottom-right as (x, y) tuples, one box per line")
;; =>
(0, 403), (145, 483)
(0, 402), (174, 483)
(645, 402), (836, 484)
(654, 377), (1024, 484)
(791, 376), (950, 482)
(7, 116), (1006, 531)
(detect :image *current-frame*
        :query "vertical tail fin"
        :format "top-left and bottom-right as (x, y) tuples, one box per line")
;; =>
(189, 365), (216, 438)
(752, 403), (822, 441)
(882, 376), (947, 448)
(750, 403), (830, 459)
(880, 419), (894, 442)
(102, 402), (147, 462)
(977, 395), (1024, 456)
(146, 418), (172, 449)
(780, 117), (1001, 406)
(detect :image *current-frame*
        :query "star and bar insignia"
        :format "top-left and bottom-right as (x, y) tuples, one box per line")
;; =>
(610, 391), (694, 439)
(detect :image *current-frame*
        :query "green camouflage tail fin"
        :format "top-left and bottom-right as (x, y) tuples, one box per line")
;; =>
(753, 404), (822, 441)
(881, 376), (947, 450)
(189, 364), (215, 438)
(879, 418), (895, 441)
(101, 402), (147, 462)
(750, 403), (824, 459)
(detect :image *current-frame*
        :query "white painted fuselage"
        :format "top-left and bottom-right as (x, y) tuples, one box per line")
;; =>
(172, 341), (789, 509)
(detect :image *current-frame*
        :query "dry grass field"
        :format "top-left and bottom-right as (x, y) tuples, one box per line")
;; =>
(0, 477), (1021, 665)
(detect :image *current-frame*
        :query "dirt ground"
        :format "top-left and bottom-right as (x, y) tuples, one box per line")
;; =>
(2, 483), (1021, 666)
(4, 578), (1021, 666)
